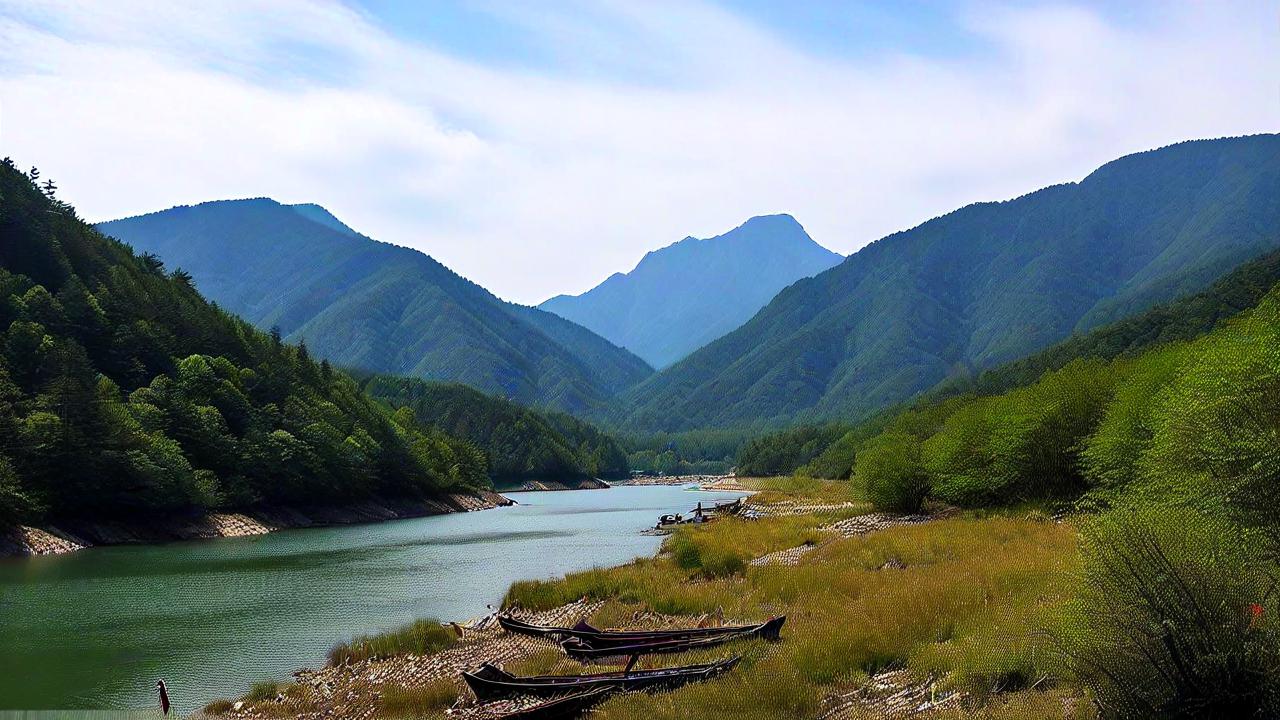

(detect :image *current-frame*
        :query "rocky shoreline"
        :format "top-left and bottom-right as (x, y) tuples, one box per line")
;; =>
(0, 490), (514, 558)
(500, 477), (610, 492)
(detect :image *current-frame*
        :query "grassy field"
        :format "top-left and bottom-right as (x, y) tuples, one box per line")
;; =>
(213, 477), (1087, 719)
(497, 478), (1084, 719)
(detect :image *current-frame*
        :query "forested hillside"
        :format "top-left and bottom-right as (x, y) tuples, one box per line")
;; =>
(98, 200), (652, 415)
(784, 244), (1280, 480)
(0, 161), (489, 527)
(540, 214), (841, 368)
(362, 378), (628, 483)
(616, 135), (1280, 432)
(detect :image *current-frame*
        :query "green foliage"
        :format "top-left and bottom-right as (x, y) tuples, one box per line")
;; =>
(98, 199), (653, 416)
(736, 424), (849, 477)
(854, 432), (929, 513)
(622, 429), (746, 476)
(924, 360), (1118, 506)
(0, 163), (487, 526)
(1135, 290), (1280, 551)
(1059, 506), (1280, 719)
(615, 135), (1280, 432)
(363, 378), (628, 482)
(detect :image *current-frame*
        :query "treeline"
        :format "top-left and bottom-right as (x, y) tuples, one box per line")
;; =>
(737, 246), (1280, 481)
(850, 283), (1280, 714)
(362, 378), (628, 483)
(620, 430), (746, 476)
(734, 424), (849, 477)
(0, 161), (488, 527)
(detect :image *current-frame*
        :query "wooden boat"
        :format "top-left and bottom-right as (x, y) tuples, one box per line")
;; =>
(498, 614), (779, 644)
(464, 655), (740, 700)
(496, 686), (614, 720)
(559, 617), (785, 661)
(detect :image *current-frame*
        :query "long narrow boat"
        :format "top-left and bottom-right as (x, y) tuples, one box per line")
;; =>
(498, 614), (776, 644)
(496, 686), (614, 720)
(464, 655), (740, 700)
(560, 616), (785, 661)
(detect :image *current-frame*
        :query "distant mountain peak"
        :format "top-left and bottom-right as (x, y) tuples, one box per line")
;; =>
(288, 203), (357, 237)
(539, 213), (843, 368)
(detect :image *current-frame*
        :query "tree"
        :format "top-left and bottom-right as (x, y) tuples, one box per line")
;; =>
(41, 178), (57, 199)
(854, 432), (930, 513)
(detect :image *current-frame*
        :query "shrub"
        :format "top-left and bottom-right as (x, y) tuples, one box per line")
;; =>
(202, 699), (235, 714)
(1137, 293), (1280, 555)
(854, 432), (930, 513)
(246, 680), (284, 702)
(1058, 505), (1280, 719)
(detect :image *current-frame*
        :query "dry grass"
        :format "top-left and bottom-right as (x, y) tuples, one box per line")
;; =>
(506, 499), (1079, 720)
(376, 677), (460, 717)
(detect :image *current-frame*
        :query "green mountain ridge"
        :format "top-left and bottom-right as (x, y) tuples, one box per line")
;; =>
(614, 134), (1280, 433)
(539, 214), (843, 368)
(97, 199), (653, 416)
(0, 161), (490, 527)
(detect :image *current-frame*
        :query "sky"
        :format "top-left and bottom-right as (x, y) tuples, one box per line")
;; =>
(0, 1), (1275, 305)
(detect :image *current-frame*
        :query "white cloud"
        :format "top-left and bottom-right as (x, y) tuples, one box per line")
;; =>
(0, 0), (1275, 304)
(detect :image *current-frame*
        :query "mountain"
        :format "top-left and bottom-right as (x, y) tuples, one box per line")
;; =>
(361, 378), (628, 484)
(0, 160), (489, 527)
(539, 214), (842, 368)
(615, 134), (1280, 432)
(97, 200), (652, 415)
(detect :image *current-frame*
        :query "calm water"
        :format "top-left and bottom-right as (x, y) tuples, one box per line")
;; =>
(0, 484), (744, 713)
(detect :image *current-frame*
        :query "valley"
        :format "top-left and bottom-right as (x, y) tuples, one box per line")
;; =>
(2, 132), (1279, 719)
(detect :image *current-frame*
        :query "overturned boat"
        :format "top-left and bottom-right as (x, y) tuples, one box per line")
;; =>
(464, 655), (741, 700)
(495, 686), (614, 720)
(559, 616), (785, 661)
(498, 614), (780, 646)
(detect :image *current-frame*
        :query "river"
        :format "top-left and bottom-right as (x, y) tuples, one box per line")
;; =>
(0, 484), (745, 713)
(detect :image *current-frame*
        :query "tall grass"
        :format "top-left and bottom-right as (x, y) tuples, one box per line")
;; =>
(328, 619), (457, 665)
(376, 678), (459, 718)
(502, 509), (1077, 720)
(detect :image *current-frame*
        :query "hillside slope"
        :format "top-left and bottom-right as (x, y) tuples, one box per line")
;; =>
(0, 161), (489, 527)
(615, 135), (1280, 431)
(98, 201), (652, 415)
(363, 378), (628, 483)
(540, 214), (842, 368)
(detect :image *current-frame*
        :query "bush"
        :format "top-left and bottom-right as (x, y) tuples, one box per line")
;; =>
(854, 432), (930, 513)
(1137, 293), (1280, 554)
(1058, 505), (1280, 718)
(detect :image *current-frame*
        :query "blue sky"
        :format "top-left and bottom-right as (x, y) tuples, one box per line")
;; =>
(0, 1), (1275, 303)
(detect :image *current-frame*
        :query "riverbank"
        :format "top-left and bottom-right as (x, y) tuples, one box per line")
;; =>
(498, 477), (610, 492)
(0, 490), (513, 558)
(209, 478), (1084, 719)
(617, 474), (754, 493)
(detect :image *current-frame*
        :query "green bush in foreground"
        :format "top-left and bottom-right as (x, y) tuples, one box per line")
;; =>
(855, 432), (929, 513)
(1059, 506), (1280, 719)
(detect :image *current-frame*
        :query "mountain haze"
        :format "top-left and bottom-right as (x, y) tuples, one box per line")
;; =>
(616, 134), (1280, 432)
(98, 200), (652, 415)
(540, 214), (842, 368)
